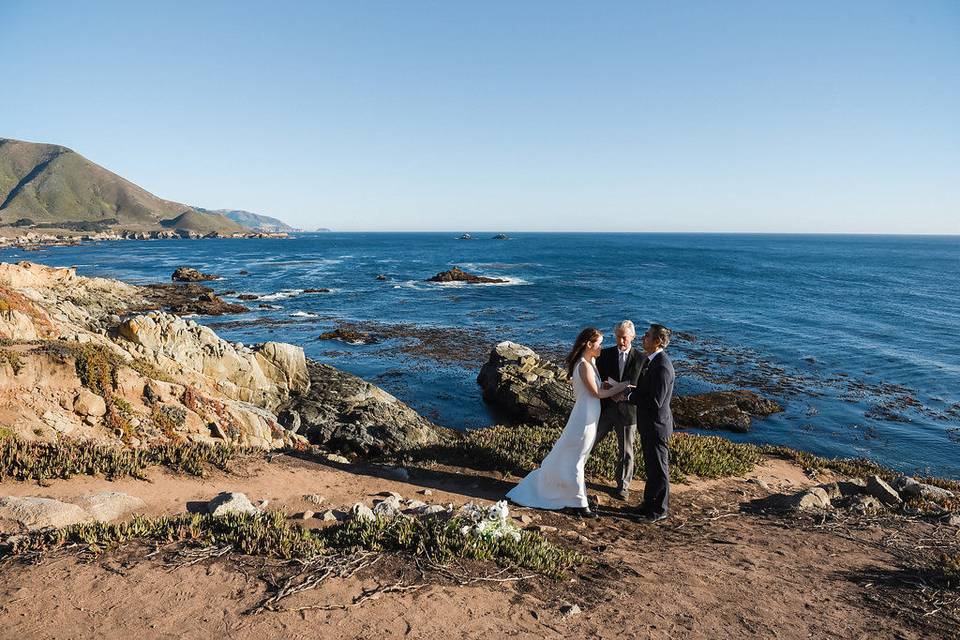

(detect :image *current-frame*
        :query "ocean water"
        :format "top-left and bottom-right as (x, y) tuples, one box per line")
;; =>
(4, 233), (959, 478)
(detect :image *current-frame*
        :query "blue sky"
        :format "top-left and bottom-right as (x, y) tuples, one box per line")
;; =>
(1, 1), (958, 233)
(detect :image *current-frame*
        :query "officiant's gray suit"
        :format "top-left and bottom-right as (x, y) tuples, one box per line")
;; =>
(593, 344), (643, 494)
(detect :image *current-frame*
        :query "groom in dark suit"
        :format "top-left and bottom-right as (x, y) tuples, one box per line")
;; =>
(625, 323), (675, 523)
(593, 320), (643, 501)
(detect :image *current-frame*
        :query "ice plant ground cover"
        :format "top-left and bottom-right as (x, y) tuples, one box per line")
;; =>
(1, 509), (581, 578)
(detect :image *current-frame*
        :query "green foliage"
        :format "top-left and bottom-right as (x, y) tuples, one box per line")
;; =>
(4, 512), (580, 578)
(0, 438), (247, 482)
(391, 424), (765, 483)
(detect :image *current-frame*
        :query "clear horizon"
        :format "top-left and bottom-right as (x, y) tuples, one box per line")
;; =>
(2, 1), (958, 234)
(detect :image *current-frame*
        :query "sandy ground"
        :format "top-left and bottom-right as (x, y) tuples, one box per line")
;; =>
(0, 454), (955, 639)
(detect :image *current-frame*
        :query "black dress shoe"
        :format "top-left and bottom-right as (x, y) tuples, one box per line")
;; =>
(634, 512), (668, 524)
(574, 507), (598, 519)
(613, 489), (630, 502)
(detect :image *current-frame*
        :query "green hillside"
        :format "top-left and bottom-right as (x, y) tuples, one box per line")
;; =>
(0, 138), (247, 234)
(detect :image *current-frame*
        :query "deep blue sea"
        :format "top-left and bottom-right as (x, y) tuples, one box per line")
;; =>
(4, 233), (959, 478)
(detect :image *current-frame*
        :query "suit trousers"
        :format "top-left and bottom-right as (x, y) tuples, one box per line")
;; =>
(593, 410), (636, 493)
(640, 426), (670, 516)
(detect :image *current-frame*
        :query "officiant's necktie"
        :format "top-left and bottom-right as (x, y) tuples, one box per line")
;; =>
(618, 351), (627, 379)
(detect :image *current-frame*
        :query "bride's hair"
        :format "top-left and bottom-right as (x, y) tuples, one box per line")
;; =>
(565, 327), (602, 377)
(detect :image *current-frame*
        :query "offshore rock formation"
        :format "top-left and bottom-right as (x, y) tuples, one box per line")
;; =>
(171, 267), (218, 282)
(279, 361), (452, 456)
(477, 341), (782, 432)
(427, 267), (508, 284)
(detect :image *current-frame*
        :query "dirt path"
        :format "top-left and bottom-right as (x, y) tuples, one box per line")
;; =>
(0, 455), (954, 639)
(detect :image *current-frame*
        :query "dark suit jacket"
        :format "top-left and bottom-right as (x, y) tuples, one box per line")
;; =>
(596, 345), (642, 425)
(628, 351), (675, 437)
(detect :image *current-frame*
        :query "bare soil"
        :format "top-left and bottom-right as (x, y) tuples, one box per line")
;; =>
(0, 454), (956, 639)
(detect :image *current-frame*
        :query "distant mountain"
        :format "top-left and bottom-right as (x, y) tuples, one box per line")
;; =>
(159, 210), (247, 234)
(194, 207), (299, 232)
(0, 137), (248, 234)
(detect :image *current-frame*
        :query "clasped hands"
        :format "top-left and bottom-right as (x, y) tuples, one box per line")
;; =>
(602, 379), (635, 403)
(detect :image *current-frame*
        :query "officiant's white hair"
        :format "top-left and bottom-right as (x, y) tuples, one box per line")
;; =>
(614, 320), (635, 335)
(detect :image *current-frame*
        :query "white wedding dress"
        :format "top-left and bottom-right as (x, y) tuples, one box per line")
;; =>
(506, 358), (599, 509)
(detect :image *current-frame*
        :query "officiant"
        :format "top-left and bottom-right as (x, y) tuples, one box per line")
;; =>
(591, 320), (643, 501)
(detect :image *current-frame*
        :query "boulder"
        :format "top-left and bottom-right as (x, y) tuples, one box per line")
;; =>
(0, 496), (92, 530)
(865, 476), (902, 507)
(848, 494), (884, 514)
(671, 391), (783, 433)
(918, 483), (955, 502)
(140, 283), (248, 316)
(72, 492), (146, 522)
(373, 495), (402, 517)
(208, 492), (260, 517)
(73, 388), (107, 417)
(426, 267), (507, 284)
(792, 487), (831, 510)
(171, 267), (218, 282)
(476, 342), (574, 425)
(349, 503), (376, 522)
(278, 360), (451, 456)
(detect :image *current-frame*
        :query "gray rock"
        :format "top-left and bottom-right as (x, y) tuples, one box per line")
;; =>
(325, 453), (350, 464)
(559, 603), (582, 617)
(419, 489), (433, 496)
(302, 494), (326, 507)
(0, 496), (92, 530)
(207, 492), (260, 517)
(278, 361), (452, 457)
(373, 495), (402, 517)
(476, 342), (573, 425)
(349, 503), (376, 522)
(298, 510), (315, 520)
(405, 499), (428, 511)
(848, 494), (884, 514)
(941, 513), (960, 527)
(837, 479), (868, 497)
(918, 483), (955, 502)
(319, 509), (340, 522)
(792, 487), (831, 510)
(420, 505), (448, 516)
(865, 476), (902, 507)
(671, 390), (783, 433)
(892, 475), (921, 498)
(73, 492), (146, 522)
(817, 482), (842, 500)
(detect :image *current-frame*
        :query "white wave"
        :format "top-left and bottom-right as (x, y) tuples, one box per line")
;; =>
(431, 276), (530, 287)
(259, 289), (304, 301)
(290, 311), (319, 318)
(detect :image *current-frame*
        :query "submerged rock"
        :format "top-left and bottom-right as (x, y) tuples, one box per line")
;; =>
(427, 267), (507, 284)
(672, 390), (783, 433)
(318, 328), (379, 345)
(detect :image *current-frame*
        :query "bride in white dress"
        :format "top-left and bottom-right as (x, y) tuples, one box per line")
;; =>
(506, 328), (630, 518)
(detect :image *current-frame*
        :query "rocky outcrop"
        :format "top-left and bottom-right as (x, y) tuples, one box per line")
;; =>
(476, 342), (573, 425)
(171, 267), (218, 282)
(139, 283), (249, 316)
(671, 391), (783, 433)
(116, 312), (309, 411)
(0, 262), (309, 450)
(279, 360), (452, 456)
(477, 342), (783, 432)
(318, 328), (379, 345)
(427, 267), (507, 284)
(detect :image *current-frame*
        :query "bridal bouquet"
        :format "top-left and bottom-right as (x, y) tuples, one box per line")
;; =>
(458, 500), (522, 542)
